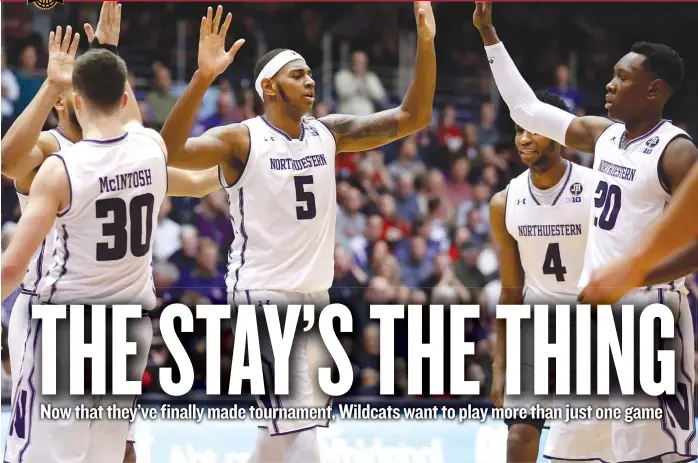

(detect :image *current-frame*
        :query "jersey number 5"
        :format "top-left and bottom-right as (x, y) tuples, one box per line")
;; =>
(594, 180), (622, 230)
(294, 175), (316, 220)
(543, 242), (567, 282)
(96, 193), (155, 261)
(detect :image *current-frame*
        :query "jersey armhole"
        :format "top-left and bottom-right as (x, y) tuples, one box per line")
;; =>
(314, 119), (338, 154)
(592, 122), (619, 157)
(656, 134), (693, 195)
(220, 124), (252, 189)
(47, 153), (73, 217)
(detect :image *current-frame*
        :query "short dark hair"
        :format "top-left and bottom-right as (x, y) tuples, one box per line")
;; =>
(630, 42), (684, 92)
(254, 48), (289, 82)
(535, 90), (570, 112)
(72, 49), (127, 110)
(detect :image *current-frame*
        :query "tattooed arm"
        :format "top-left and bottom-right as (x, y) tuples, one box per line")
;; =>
(319, 2), (436, 153)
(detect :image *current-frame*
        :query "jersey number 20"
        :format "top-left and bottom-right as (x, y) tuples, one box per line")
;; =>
(96, 193), (155, 261)
(594, 180), (622, 230)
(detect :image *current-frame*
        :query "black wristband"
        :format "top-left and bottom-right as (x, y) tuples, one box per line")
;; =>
(90, 41), (119, 56)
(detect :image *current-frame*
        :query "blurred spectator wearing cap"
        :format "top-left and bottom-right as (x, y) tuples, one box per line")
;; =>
(335, 50), (388, 117)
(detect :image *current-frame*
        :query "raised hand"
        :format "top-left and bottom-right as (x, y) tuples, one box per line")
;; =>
(198, 5), (245, 81)
(84, 1), (121, 46)
(473, 1), (493, 31)
(46, 25), (80, 91)
(414, 2), (436, 41)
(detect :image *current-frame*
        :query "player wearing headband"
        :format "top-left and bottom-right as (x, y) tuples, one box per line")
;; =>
(160, 4), (436, 463)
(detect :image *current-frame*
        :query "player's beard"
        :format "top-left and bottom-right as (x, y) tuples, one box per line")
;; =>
(67, 105), (82, 132)
(277, 85), (291, 104)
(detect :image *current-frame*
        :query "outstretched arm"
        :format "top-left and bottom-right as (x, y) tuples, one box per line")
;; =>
(473, 2), (611, 154)
(166, 166), (221, 198)
(1, 26), (78, 180)
(488, 189), (525, 407)
(320, 2), (436, 153)
(1, 156), (70, 300)
(160, 6), (246, 170)
(644, 241), (698, 287)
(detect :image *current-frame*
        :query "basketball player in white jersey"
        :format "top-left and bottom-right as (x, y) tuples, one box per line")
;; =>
(489, 90), (611, 463)
(0, 43), (166, 462)
(158, 4), (435, 462)
(0, 7), (219, 462)
(475, 2), (697, 462)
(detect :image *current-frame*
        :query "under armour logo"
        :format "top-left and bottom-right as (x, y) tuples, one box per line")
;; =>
(488, 58), (494, 64)
(517, 198), (526, 205)
(256, 300), (271, 308)
(264, 136), (275, 142)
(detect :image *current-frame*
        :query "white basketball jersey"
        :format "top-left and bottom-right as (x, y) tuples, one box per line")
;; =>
(505, 162), (596, 302)
(15, 128), (74, 294)
(36, 127), (167, 310)
(223, 116), (337, 294)
(579, 119), (692, 291)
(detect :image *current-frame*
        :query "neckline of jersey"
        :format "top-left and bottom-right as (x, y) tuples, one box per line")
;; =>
(526, 160), (573, 207)
(618, 119), (669, 150)
(259, 116), (306, 142)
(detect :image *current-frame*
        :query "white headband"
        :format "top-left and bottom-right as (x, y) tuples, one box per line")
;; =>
(255, 50), (306, 100)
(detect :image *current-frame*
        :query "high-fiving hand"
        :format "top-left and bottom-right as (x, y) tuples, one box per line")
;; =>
(473, 1), (493, 31)
(198, 5), (245, 81)
(84, 1), (122, 47)
(47, 25), (80, 92)
(414, 2), (436, 41)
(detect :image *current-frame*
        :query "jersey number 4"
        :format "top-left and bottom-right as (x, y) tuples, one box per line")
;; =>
(96, 193), (155, 261)
(594, 180), (622, 231)
(294, 175), (316, 220)
(542, 242), (567, 282)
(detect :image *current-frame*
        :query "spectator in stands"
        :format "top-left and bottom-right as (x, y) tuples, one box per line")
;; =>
(154, 197), (182, 262)
(1, 49), (19, 135)
(175, 238), (226, 304)
(394, 172), (421, 224)
(549, 64), (583, 113)
(147, 62), (178, 127)
(192, 90), (239, 136)
(193, 190), (233, 255)
(169, 224), (199, 275)
(13, 44), (42, 120)
(387, 135), (426, 181)
(435, 105), (464, 154)
(477, 102), (500, 148)
(399, 235), (434, 290)
(335, 50), (388, 116)
(337, 186), (367, 244)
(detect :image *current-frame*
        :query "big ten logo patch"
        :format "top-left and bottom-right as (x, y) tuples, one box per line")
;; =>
(567, 182), (583, 203)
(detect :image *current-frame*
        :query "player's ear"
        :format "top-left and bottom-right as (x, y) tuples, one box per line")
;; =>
(261, 77), (276, 98)
(647, 79), (663, 101)
(72, 91), (81, 111)
(120, 92), (128, 110)
(54, 95), (65, 112)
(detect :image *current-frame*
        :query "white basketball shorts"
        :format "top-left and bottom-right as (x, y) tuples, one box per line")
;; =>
(3, 298), (152, 463)
(230, 290), (333, 436)
(544, 287), (696, 463)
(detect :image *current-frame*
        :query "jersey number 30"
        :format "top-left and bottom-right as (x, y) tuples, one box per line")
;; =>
(294, 175), (316, 220)
(96, 193), (155, 261)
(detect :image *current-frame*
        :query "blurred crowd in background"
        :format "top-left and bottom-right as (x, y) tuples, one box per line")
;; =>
(1, 2), (697, 400)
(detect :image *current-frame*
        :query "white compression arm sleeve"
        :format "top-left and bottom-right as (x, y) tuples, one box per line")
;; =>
(485, 42), (576, 146)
